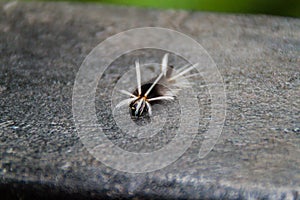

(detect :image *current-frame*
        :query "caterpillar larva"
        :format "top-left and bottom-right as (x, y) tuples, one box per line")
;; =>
(116, 54), (197, 118)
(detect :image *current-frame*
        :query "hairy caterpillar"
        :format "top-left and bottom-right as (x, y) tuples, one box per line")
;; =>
(116, 54), (197, 118)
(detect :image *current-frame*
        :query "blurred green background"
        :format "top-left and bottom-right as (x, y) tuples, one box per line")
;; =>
(65, 0), (300, 17)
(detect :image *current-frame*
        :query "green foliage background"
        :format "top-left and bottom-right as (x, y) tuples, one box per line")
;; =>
(71, 0), (300, 17)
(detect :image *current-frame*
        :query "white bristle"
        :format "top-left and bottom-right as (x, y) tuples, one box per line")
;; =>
(168, 63), (198, 81)
(135, 60), (142, 95)
(144, 73), (164, 97)
(175, 63), (190, 74)
(148, 96), (174, 102)
(161, 53), (169, 76)
(116, 97), (138, 108)
(119, 89), (137, 98)
(145, 101), (152, 116)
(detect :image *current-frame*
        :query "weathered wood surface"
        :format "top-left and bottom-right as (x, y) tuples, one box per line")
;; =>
(0, 2), (299, 199)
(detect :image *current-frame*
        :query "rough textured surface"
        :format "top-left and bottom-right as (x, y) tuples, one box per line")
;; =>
(0, 1), (300, 199)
